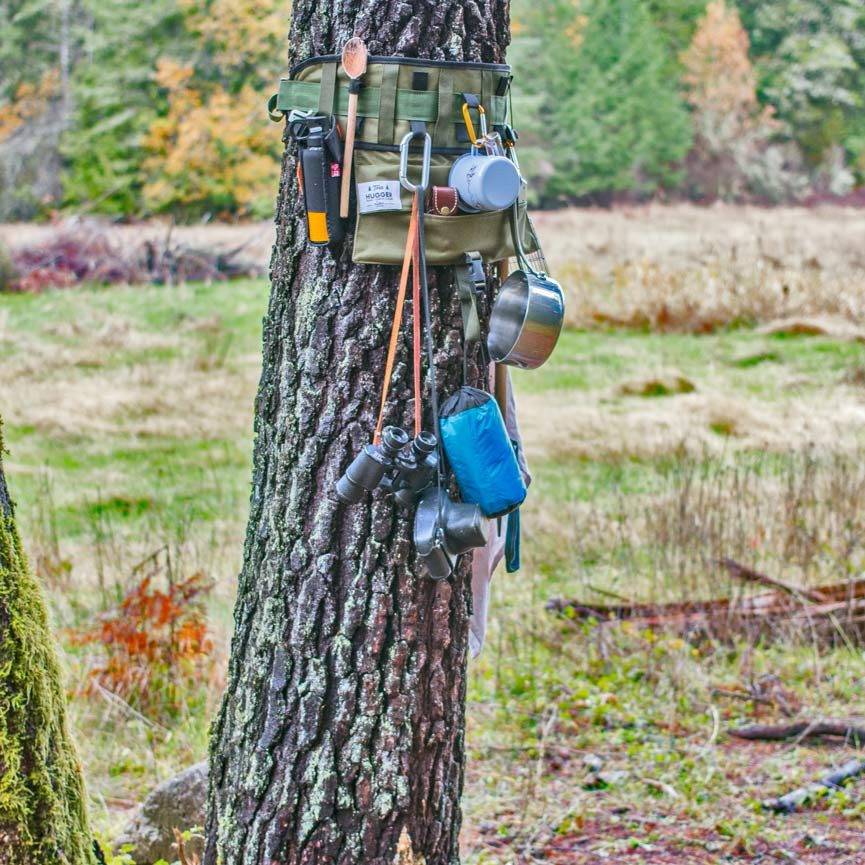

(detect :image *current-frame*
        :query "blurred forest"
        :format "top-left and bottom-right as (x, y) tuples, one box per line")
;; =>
(2, 0), (865, 220)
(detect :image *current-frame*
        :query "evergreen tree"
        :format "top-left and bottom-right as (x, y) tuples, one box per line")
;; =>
(61, 0), (185, 214)
(737, 0), (865, 178)
(511, 0), (693, 203)
(682, 0), (789, 200)
(0, 0), (80, 218)
(647, 0), (710, 69)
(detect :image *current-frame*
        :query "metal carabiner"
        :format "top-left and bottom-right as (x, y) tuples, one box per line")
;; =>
(461, 101), (489, 147)
(399, 130), (432, 193)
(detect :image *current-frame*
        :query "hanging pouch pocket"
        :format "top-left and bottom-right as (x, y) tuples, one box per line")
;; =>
(439, 386), (527, 518)
(352, 149), (536, 265)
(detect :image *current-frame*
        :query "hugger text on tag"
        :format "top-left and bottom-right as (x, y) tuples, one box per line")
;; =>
(356, 180), (403, 214)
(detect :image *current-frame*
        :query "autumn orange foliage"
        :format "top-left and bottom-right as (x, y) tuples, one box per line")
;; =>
(681, 0), (779, 199)
(68, 568), (214, 718)
(0, 72), (59, 141)
(141, 0), (287, 217)
(142, 60), (280, 217)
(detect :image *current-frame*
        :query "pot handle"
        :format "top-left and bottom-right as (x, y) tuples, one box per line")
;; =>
(509, 201), (545, 279)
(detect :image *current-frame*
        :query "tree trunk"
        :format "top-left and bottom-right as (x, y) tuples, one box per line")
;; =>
(205, 4), (509, 865)
(0, 421), (97, 865)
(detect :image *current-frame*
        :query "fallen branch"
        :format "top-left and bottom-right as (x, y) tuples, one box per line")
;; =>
(762, 759), (865, 813)
(715, 558), (829, 604)
(731, 721), (865, 745)
(547, 574), (865, 645)
(711, 688), (775, 707)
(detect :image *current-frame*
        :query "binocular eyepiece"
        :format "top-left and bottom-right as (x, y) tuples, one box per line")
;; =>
(413, 488), (488, 581)
(336, 426), (438, 507)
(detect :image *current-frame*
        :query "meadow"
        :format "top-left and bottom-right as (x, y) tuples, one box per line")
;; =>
(2, 205), (865, 863)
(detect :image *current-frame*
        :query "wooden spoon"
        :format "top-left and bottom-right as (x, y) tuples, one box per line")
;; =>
(340, 37), (368, 218)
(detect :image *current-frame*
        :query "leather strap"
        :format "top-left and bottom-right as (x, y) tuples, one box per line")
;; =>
(374, 194), (422, 445)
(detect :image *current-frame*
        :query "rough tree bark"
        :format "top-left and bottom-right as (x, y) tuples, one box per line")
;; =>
(205, 3), (510, 865)
(0, 421), (97, 865)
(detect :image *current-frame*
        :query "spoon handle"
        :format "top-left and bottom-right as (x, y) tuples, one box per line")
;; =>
(340, 92), (359, 218)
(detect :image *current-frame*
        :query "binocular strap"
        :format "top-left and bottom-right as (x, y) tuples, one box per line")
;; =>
(374, 192), (424, 446)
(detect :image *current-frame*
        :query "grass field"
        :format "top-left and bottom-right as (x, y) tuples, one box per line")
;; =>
(2, 206), (865, 863)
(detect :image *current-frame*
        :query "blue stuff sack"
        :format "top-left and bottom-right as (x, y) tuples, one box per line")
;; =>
(439, 387), (527, 518)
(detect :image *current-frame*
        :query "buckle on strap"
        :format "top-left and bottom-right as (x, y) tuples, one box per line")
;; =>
(465, 251), (486, 293)
(456, 251), (486, 349)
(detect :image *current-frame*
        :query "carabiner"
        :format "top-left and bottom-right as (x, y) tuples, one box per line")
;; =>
(461, 101), (488, 147)
(399, 130), (432, 193)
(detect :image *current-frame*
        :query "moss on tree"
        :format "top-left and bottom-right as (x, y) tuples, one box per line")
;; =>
(0, 420), (97, 865)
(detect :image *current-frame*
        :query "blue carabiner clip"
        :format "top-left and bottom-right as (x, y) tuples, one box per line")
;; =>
(399, 131), (432, 194)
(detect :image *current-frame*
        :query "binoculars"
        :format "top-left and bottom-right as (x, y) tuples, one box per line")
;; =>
(413, 488), (488, 581)
(336, 426), (438, 508)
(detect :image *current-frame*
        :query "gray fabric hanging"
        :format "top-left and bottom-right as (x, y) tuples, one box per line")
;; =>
(469, 365), (531, 658)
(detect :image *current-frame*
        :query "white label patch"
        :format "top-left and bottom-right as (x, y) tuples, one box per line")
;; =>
(357, 180), (403, 214)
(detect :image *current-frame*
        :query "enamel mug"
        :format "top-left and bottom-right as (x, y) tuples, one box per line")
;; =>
(448, 148), (521, 213)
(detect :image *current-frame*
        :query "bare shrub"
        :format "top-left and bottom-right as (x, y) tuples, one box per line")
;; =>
(538, 448), (865, 645)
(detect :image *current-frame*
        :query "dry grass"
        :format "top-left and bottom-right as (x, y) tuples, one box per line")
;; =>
(517, 376), (865, 465)
(4, 210), (865, 855)
(0, 220), (276, 267)
(529, 205), (865, 332)
(9, 205), (865, 333)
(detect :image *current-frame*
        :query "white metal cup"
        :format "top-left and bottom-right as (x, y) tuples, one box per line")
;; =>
(448, 148), (521, 213)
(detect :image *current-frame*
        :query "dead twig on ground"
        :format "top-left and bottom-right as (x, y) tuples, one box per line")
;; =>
(715, 557), (829, 604)
(762, 759), (865, 813)
(730, 721), (865, 745)
(547, 574), (865, 646)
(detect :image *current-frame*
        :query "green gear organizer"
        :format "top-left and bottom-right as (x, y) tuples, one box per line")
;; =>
(269, 54), (538, 265)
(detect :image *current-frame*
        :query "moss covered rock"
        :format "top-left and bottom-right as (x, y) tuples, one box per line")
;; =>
(0, 420), (97, 865)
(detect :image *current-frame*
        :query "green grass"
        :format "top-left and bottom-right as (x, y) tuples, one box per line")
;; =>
(2, 279), (864, 860)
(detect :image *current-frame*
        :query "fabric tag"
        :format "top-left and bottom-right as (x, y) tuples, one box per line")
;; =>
(356, 180), (403, 214)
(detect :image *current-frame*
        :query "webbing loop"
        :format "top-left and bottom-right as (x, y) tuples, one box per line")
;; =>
(456, 251), (486, 382)
(374, 194), (420, 446)
(378, 64), (400, 145)
(317, 63), (337, 115)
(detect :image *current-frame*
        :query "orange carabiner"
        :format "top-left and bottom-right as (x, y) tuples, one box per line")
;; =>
(461, 101), (486, 147)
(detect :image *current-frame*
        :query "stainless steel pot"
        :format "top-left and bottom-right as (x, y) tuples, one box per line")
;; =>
(487, 205), (565, 370)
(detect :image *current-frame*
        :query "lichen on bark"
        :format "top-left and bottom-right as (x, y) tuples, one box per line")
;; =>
(0, 419), (97, 865)
(205, 3), (510, 864)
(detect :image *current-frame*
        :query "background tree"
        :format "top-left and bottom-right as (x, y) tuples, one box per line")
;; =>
(0, 0), (79, 219)
(681, 0), (793, 201)
(647, 0), (709, 60)
(204, 2), (509, 864)
(511, 0), (692, 204)
(138, 0), (285, 219)
(737, 0), (865, 188)
(0, 421), (97, 865)
(60, 0), (185, 214)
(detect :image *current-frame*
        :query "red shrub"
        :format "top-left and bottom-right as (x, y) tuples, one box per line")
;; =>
(67, 570), (214, 719)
